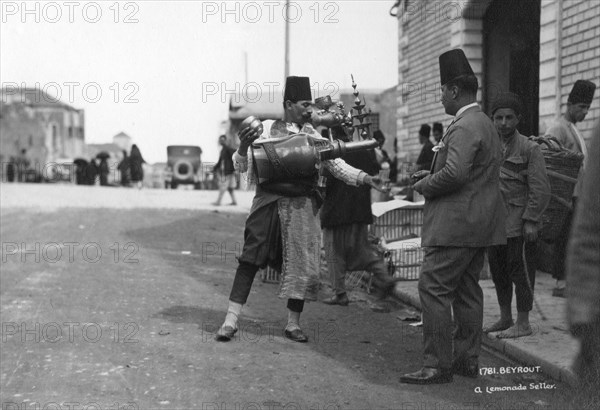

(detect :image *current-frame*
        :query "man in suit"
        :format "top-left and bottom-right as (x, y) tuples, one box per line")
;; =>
(400, 49), (506, 384)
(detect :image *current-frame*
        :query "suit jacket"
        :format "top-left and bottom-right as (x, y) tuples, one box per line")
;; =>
(414, 105), (506, 247)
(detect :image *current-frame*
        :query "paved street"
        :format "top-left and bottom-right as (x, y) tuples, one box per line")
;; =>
(1, 183), (577, 409)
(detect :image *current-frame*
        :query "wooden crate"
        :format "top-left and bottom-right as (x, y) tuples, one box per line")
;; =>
(370, 201), (424, 242)
(384, 237), (424, 281)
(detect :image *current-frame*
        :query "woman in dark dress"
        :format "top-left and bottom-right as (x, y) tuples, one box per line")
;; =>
(118, 150), (131, 187)
(129, 144), (146, 189)
(86, 158), (99, 185)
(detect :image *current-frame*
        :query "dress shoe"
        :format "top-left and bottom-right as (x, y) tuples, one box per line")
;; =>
(322, 293), (349, 306)
(284, 328), (308, 343)
(400, 367), (453, 385)
(215, 325), (237, 342)
(451, 361), (479, 378)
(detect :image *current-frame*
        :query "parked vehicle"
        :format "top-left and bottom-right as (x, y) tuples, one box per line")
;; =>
(165, 145), (203, 189)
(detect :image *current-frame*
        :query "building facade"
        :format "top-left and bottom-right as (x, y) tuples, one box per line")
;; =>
(1, 87), (85, 173)
(394, 0), (600, 164)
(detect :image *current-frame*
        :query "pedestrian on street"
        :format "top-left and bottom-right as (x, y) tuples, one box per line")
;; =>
(215, 76), (387, 343)
(484, 92), (550, 339)
(118, 150), (131, 187)
(415, 124), (434, 171)
(99, 157), (110, 186)
(212, 135), (237, 206)
(320, 124), (399, 307)
(400, 49), (506, 385)
(6, 156), (16, 182)
(86, 158), (98, 185)
(544, 79), (596, 297)
(16, 149), (30, 182)
(566, 119), (600, 409)
(129, 144), (146, 189)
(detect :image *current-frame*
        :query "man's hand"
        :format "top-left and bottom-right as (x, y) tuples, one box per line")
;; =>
(523, 221), (539, 242)
(237, 126), (262, 156)
(410, 170), (430, 183)
(411, 170), (430, 194)
(364, 175), (390, 193)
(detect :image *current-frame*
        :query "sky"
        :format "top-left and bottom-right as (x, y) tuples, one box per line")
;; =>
(1, 1), (398, 163)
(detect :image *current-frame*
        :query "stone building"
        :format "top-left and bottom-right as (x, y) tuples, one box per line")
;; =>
(112, 131), (132, 153)
(0, 87), (85, 176)
(392, 0), (600, 164)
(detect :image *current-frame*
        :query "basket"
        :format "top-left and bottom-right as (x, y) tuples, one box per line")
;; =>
(530, 136), (583, 241)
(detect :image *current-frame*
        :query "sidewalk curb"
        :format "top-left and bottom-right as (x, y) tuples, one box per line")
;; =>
(390, 287), (578, 387)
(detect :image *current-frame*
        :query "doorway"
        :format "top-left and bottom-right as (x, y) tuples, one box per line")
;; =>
(483, 0), (541, 136)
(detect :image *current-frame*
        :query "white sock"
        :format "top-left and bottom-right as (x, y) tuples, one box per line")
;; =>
(223, 301), (242, 329)
(286, 310), (301, 331)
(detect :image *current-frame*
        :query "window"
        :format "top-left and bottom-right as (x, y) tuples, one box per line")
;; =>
(367, 112), (380, 132)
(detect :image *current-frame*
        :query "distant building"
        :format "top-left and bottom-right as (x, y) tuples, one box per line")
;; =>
(0, 87), (85, 175)
(393, 0), (600, 164)
(113, 131), (132, 153)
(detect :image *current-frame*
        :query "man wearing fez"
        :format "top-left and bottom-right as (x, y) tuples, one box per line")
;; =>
(401, 49), (506, 384)
(485, 92), (550, 338)
(416, 124), (435, 171)
(215, 76), (387, 343)
(544, 79), (596, 297)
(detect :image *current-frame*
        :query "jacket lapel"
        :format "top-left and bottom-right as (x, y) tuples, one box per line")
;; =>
(429, 106), (481, 172)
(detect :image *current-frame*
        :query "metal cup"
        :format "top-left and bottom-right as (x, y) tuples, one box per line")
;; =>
(240, 116), (264, 136)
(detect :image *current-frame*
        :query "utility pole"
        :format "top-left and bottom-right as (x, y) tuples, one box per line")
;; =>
(284, 0), (290, 79)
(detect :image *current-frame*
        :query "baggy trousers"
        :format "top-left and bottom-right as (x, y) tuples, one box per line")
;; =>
(418, 246), (485, 370)
(323, 223), (387, 295)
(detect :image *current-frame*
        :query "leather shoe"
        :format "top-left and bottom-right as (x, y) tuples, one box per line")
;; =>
(322, 293), (349, 306)
(399, 367), (453, 384)
(215, 325), (237, 342)
(451, 361), (479, 378)
(284, 328), (308, 343)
